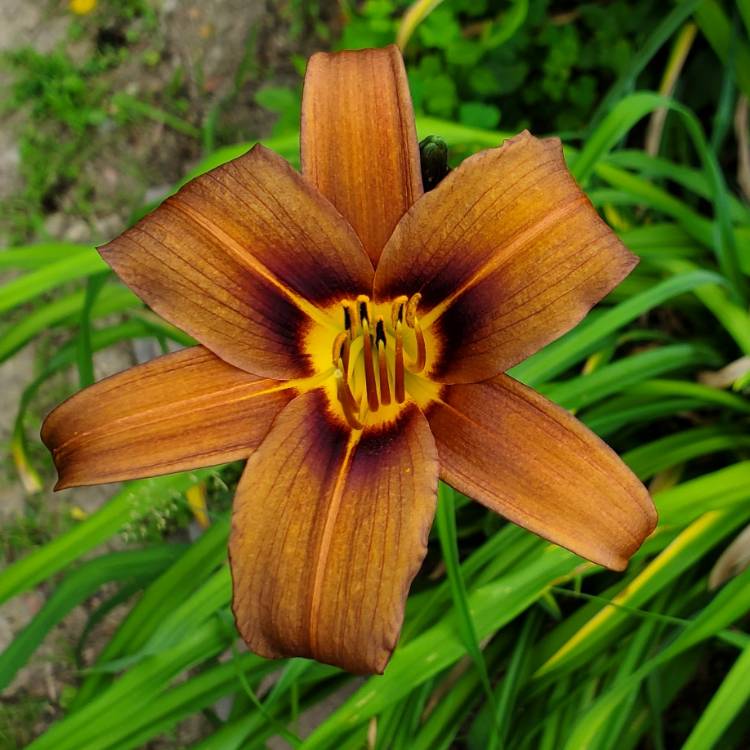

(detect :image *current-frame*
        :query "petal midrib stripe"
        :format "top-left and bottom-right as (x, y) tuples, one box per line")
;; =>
(50, 379), (297, 456)
(308, 430), (360, 657)
(435, 388), (646, 545)
(170, 199), (337, 329)
(422, 195), (588, 329)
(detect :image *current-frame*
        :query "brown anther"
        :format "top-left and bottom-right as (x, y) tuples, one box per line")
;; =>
(331, 331), (350, 373)
(394, 320), (405, 404)
(356, 294), (371, 328)
(342, 302), (354, 338)
(375, 318), (391, 406)
(405, 292), (422, 327)
(335, 366), (363, 430)
(391, 295), (408, 329)
(361, 319), (379, 413)
(375, 317), (387, 347)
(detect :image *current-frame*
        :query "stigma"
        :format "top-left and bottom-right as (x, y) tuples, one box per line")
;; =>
(330, 293), (428, 430)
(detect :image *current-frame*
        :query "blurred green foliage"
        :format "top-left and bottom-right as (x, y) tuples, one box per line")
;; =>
(341, 0), (661, 132)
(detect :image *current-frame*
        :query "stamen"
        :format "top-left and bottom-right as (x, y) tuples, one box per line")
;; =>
(405, 292), (422, 327)
(342, 302), (354, 337)
(394, 320), (405, 404)
(391, 295), (408, 329)
(335, 366), (363, 430)
(375, 318), (391, 406)
(356, 294), (371, 328)
(375, 317), (387, 348)
(331, 331), (350, 373)
(361, 318), (380, 413)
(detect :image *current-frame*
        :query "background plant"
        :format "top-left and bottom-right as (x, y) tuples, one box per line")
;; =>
(1, 0), (750, 748)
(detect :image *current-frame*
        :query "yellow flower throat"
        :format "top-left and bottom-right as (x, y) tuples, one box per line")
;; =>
(306, 293), (441, 430)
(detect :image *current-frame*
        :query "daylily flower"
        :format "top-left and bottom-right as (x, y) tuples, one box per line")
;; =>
(42, 46), (657, 674)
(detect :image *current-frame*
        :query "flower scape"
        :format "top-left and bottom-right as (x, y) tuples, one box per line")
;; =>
(41, 46), (657, 674)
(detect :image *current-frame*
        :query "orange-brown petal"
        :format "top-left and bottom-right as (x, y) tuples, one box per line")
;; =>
(229, 389), (438, 674)
(100, 145), (373, 380)
(374, 131), (637, 383)
(427, 375), (656, 570)
(41, 346), (293, 489)
(301, 45), (423, 265)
